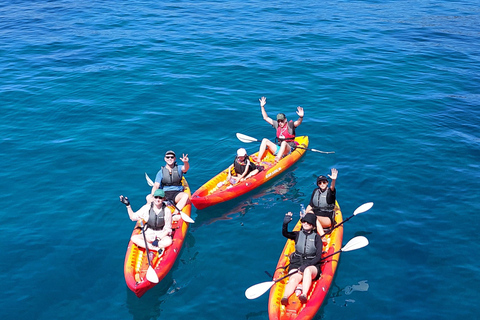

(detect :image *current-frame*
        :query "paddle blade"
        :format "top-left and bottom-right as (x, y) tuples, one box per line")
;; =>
(181, 211), (195, 223)
(342, 236), (369, 252)
(236, 133), (259, 143)
(145, 172), (154, 187)
(353, 202), (374, 215)
(310, 148), (335, 154)
(146, 266), (159, 283)
(245, 281), (275, 300)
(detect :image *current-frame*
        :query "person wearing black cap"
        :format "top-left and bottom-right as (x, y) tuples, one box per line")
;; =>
(305, 168), (338, 236)
(253, 96), (304, 163)
(281, 212), (323, 305)
(150, 150), (190, 219)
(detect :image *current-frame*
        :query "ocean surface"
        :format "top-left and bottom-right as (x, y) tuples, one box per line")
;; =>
(1, 0), (479, 319)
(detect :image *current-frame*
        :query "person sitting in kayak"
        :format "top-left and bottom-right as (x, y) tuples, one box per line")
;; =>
(305, 168), (338, 236)
(281, 212), (323, 305)
(120, 189), (172, 256)
(227, 148), (263, 185)
(252, 96), (304, 163)
(149, 150), (189, 220)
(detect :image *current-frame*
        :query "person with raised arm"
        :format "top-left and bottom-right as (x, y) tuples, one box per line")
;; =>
(253, 96), (304, 163)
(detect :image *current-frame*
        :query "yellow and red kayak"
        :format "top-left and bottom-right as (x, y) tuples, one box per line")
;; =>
(268, 201), (343, 320)
(124, 177), (192, 298)
(191, 136), (309, 210)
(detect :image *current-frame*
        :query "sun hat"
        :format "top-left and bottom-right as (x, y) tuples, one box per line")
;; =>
(237, 148), (247, 157)
(301, 213), (317, 226)
(165, 150), (176, 157)
(276, 113), (286, 120)
(153, 189), (165, 198)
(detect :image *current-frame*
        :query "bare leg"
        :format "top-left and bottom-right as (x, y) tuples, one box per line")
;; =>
(256, 138), (270, 162)
(174, 192), (189, 212)
(282, 270), (303, 302)
(274, 141), (291, 163)
(301, 266), (318, 297)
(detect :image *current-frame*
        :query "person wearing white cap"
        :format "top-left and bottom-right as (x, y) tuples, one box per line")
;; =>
(253, 96), (304, 163)
(227, 148), (263, 185)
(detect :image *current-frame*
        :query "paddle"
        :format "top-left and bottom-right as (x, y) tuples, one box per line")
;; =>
(271, 202), (372, 280)
(244, 236), (369, 300)
(236, 133), (335, 154)
(323, 202), (374, 236)
(145, 173), (195, 223)
(140, 221), (159, 283)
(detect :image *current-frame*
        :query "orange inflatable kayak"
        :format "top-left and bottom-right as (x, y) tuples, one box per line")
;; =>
(191, 136), (309, 210)
(268, 201), (343, 320)
(124, 177), (192, 297)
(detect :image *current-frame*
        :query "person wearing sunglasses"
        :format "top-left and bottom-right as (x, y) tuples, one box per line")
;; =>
(226, 148), (264, 185)
(281, 212), (323, 305)
(253, 96), (304, 163)
(150, 150), (190, 220)
(305, 168), (338, 236)
(119, 189), (173, 256)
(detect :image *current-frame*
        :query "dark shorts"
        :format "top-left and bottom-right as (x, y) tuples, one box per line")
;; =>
(164, 190), (182, 203)
(289, 254), (321, 281)
(313, 210), (335, 226)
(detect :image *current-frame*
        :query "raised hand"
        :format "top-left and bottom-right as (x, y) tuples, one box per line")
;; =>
(119, 195), (130, 206)
(283, 211), (293, 224)
(259, 96), (267, 108)
(296, 106), (304, 118)
(329, 168), (338, 180)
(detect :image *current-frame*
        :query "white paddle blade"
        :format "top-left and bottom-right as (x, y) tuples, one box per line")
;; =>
(145, 173), (154, 187)
(146, 266), (159, 283)
(342, 236), (369, 252)
(353, 202), (374, 216)
(236, 133), (258, 143)
(181, 211), (195, 223)
(311, 148), (335, 154)
(245, 281), (275, 300)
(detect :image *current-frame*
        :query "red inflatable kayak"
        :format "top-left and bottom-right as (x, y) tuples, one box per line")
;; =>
(191, 136), (309, 210)
(268, 201), (343, 320)
(124, 177), (192, 297)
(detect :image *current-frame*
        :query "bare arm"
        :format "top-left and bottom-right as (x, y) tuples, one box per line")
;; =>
(180, 153), (189, 173)
(259, 96), (274, 126)
(329, 168), (338, 191)
(293, 106), (304, 127)
(150, 182), (160, 196)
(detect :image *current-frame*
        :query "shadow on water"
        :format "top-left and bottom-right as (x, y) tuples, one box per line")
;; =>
(125, 272), (175, 320)
(191, 171), (306, 226)
(310, 276), (370, 319)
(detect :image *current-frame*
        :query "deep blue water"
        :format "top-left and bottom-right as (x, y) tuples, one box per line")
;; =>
(1, 0), (479, 319)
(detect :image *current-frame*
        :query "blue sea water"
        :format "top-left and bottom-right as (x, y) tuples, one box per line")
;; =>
(1, 0), (479, 319)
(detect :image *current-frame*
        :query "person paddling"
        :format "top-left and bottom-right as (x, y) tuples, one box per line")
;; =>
(120, 189), (173, 256)
(281, 212), (323, 305)
(149, 150), (190, 220)
(305, 168), (338, 236)
(253, 96), (304, 163)
(227, 148), (263, 185)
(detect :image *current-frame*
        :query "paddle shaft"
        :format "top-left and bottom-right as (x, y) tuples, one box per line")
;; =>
(271, 247), (344, 283)
(323, 214), (354, 236)
(236, 133), (334, 154)
(141, 222), (154, 267)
